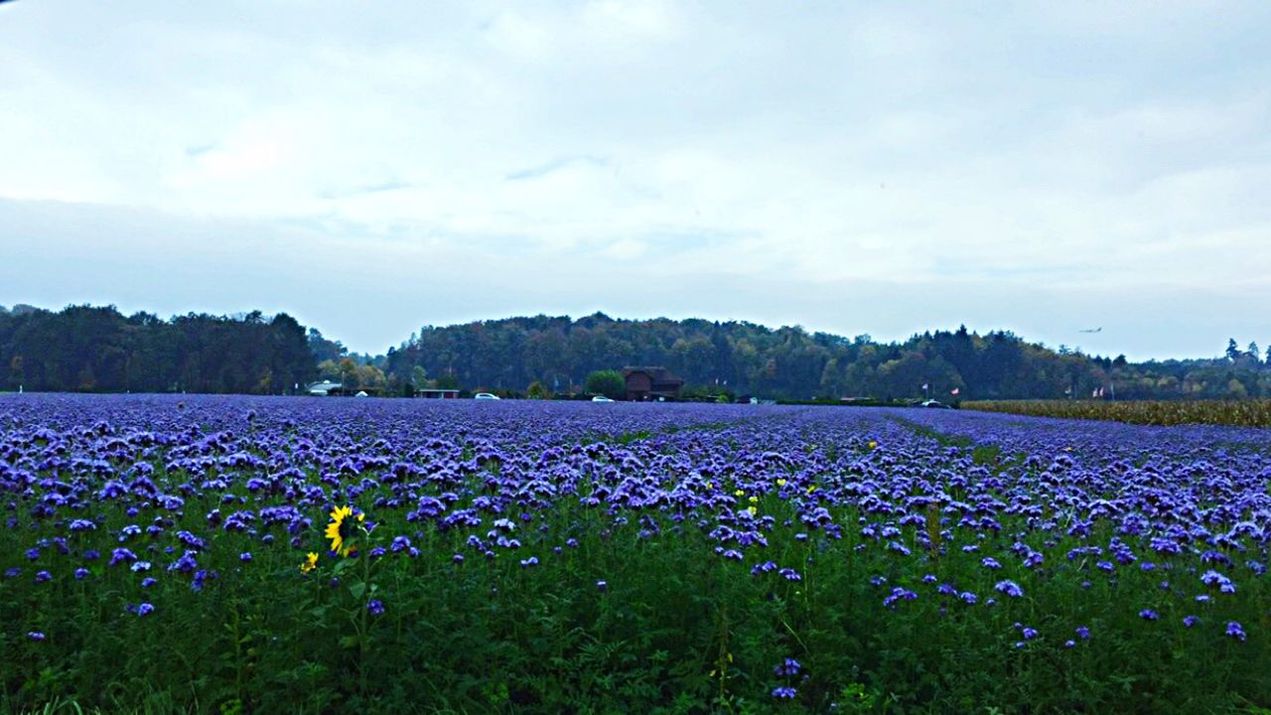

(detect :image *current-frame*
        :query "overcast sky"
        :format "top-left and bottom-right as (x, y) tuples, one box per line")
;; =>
(1, 1), (1269, 359)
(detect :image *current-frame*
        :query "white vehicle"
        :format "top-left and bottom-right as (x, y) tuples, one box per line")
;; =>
(474, 392), (501, 400)
(354, 391), (369, 398)
(591, 395), (615, 402)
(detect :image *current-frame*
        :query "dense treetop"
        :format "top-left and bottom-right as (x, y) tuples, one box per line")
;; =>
(384, 313), (1271, 400)
(2, 305), (1269, 399)
(0, 305), (313, 394)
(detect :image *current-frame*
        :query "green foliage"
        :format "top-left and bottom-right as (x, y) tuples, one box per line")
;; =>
(3, 435), (1267, 714)
(385, 317), (1271, 403)
(0, 306), (314, 394)
(7, 305), (1271, 404)
(584, 370), (625, 400)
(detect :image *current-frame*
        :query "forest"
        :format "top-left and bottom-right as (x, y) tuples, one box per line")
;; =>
(3, 304), (1270, 401)
(383, 313), (1271, 400)
(0, 304), (313, 394)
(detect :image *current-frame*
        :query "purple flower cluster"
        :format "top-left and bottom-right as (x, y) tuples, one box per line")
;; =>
(0, 394), (1264, 654)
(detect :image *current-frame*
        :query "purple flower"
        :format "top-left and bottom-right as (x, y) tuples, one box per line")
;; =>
(751, 561), (778, 576)
(1183, 615), (1199, 628)
(134, 602), (155, 617)
(109, 548), (138, 567)
(1226, 621), (1246, 642)
(27, 631), (46, 642)
(168, 550), (199, 574)
(883, 587), (918, 609)
(367, 599), (385, 616)
(596, 580), (608, 592)
(772, 686), (798, 699)
(1139, 609), (1159, 621)
(1075, 626), (1090, 640)
(994, 580), (1024, 598)
(1200, 570), (1236, 594)
(34, 570), (52, 583)
(175, 531), (206, 551)
(239, 552), (253, 562)
(773, 658), (801, 677)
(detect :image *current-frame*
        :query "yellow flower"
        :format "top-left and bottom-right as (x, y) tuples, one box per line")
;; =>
(748, 495), (758, 504)
(733, 489), (745, 497)
(324, 505), (360, 557)
(300, 552), (318, 573)
(776, 478), (787, 487)
(747, 506), (757, 516)
(806, 485), (818, 494)
(868, 440), (878, 450)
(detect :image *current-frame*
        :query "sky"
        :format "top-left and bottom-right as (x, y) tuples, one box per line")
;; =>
(1, 1), (1269, 360)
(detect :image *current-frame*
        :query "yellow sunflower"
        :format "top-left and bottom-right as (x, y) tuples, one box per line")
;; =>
(300, 552), (318, 573)
(324, 505), (362, 557)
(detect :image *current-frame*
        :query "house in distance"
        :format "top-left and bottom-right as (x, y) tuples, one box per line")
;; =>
(415, 388), (460, 399)
(306, 380), (341, 396)
(623, 367), (684, 401)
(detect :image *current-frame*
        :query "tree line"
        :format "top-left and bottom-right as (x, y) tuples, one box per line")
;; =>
(0, 304), (314, 394)
(3, 304), (1270, 400)
(383, 313), (1271, 401)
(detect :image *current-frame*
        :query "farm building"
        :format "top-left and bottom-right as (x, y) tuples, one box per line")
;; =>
(416, 388), (460, 399)
(623, 367), (684, 401)
(306, 380), (341, 396)
(325, 385), (386, 397)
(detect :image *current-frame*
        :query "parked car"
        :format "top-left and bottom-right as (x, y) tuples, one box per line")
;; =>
(474, 393), (501, 400)
(591, 395), (615, 402)
(920, 399), (952, 409)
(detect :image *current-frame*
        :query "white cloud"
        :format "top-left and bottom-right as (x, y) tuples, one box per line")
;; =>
(0, 1), (1269, 357)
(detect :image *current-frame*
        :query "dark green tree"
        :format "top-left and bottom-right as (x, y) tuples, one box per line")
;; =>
(584, 370), (625, 399)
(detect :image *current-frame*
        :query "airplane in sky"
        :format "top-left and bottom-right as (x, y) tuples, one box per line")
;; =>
(1078, 327), (1103, 334)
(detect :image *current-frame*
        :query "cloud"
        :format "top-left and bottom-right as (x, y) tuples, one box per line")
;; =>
(506, 156), (608, 181)
(0, 1), (1269, 358)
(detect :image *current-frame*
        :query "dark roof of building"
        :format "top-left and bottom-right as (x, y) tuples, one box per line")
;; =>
(623, 366), (684, 389)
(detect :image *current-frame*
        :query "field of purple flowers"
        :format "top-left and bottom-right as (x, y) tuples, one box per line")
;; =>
(2, 395), (1267, 714)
